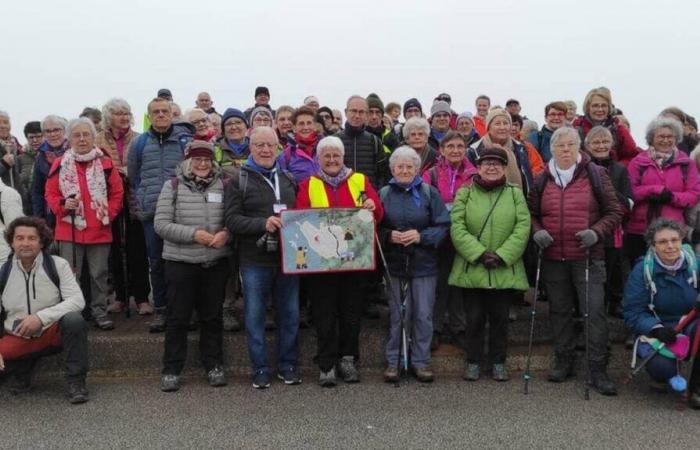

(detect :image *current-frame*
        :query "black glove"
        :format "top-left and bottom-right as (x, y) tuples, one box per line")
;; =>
(650, 326), (678, 344)
(647, 194), (660, 205)
(658, 189), (673, 204)
(479, 251), (503, 270)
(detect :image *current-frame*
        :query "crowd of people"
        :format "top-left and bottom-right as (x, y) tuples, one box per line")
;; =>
(1, 86), (700, 409)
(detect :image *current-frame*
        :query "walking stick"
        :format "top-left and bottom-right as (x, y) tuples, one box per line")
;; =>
(523, 248), (543, 394)
(583, 249), (591, 401)
(68, 194), (78, 274)
(679, 307), (700, 410)
(120, 210), (131, 319)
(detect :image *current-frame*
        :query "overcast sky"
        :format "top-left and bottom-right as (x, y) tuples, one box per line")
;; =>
(2, 0), (698, 144)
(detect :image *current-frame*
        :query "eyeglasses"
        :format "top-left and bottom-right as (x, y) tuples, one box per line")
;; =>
(191, 157), (212, 165)
(346, 109), (367, 116)
(655, 134), (676, 141)
(225, 120), (246, 128)
(252, 142), (276, 149)
(553, 142), (579, 150)
(113, 111), (131, 117)
(655, 238), (681, 246)
(480, 160), (504, 167)
(588, 139), (612, 147)
(191, 118), (209, 126)
(547, 112), (565, 118)
(43, 128), (63, 135)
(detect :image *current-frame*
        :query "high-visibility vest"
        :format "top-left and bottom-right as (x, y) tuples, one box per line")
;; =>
(308, 173), (366, 208)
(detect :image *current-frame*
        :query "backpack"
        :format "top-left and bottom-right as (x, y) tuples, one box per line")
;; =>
(379, 183), (432, 204)
(534, 162), (605, 209)
(642, 243), (697, 308)
(635, 161), (689, 189)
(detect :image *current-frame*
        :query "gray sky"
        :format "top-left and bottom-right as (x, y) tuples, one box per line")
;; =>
(2, 0), (698, 144)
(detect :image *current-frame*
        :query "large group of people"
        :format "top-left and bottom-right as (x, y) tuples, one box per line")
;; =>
(1, 86), (700, 410)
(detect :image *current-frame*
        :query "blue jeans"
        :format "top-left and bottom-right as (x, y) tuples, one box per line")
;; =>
(637, 320), (698, 382)
(142, 220), (166, 309)
(240, 265), (299, 374)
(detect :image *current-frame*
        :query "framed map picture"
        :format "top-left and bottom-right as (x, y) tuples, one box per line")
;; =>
(280, 208), (376, 274)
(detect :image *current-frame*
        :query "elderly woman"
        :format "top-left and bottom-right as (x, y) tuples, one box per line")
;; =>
(278, 106), (320, 183)
(275, 105), (295, 147)
(250, 107), (274, 130)
(456, 112), (480, 146)
(583, 126), (633, 318)
(45, 118), (124, 330)
(95, 98), (152, 315)
(529, 126), (622, 395)
(422, 130), (477, 349)
(154, 141), (231, 392)
(214, 108), (249, 175)
(449, 146), (530, 382)
(377, 146), (449, 383)
(572, 87), (638, 165)
(403, 117), (437, 174)
(185, 108), (216, 142)
(624, 219), (700, 408)
(296, 136), (383, 387)
(32, 115), (69, 223)
(0, 111), (24, 193)
(528, 101), (568, 162)
(625, 117), (700, 264)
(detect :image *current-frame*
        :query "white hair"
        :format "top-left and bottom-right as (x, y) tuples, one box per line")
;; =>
(0, 110), (9, 121)
(402, 117), (430, 140)
(249, 126), (278, 144)
(550, 126), (581, 149)
(646, 116), (684, 146)
(184, 108), (209, 123)
(66, 117), (97, 139)
(101, 98), (134, 130)
(42, 115), (68, 131)
(389, 145), (421, 171)
(317, 136), (345, 157)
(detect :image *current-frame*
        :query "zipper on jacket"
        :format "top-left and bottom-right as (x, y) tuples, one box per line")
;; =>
(22, 270), (32, 314)
(559, 186), (566, 261)
(488, 267), (492, 288)
(32, 273), (37, 301)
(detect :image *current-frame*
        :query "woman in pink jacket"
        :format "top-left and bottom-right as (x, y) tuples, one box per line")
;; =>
(626, 117), (700, 263)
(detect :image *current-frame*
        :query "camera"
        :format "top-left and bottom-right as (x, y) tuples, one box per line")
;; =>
(256, 232), (279, 253)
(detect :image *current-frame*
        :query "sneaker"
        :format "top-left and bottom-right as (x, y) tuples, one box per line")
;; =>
(252, 370), (271, 389)
(277, 367), (302, 385)
(223, 310), (242, 332)
(137, 302), (154, 316)
(412, 366), (434, 383)
(161, 374), (181, 392)
(149, 308), (167, 333)
(94, 316), (115, 331)
(547, 353), (575, 382)
(589, 365), (617, 396)
(107, 300), (125, 314)
(383, 366), (399, 383)
(492, 363), (510, 382)
(463, 363), (480, 381)
(207, 366), (227, 387)
(66, 379), (89, 404)
(319, 368), (337, 388)
(337, 356), (360, 383)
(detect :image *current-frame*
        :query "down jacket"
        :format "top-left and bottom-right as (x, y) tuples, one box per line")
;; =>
(529, 154), (623, 261)
(154, 168), (231, 264)
(448, 182), (530, 291)
(572, 115), (639, 166)
(337, 124), (388, 188)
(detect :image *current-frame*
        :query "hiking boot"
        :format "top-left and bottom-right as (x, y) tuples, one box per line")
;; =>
(337, 356), (360, 383)
(463, 363), (480, 381)
(149, 308), (167, 333)
(547, 353), (575, 382)
(161, 374), (181, 392)
(383, 366), (399, 383)
(94, 316), (115, 331)
(492, 363), (510, 382)
(689, 391), (700, 409)
(412, 366), (434, 383)
(107, 300), (125, 314)
(66, 379), (89, 404)
(252, 370), (271, 389)
(589, 365), (617, 396)
(137, 302), (154, 316)
(222, 310), (241, 332)
(207, 366), (227, 387)
(649, 380), (668, 393)
(277, 367), (302, 385)
(9, 359), (36, 395)
(319, 368), (337, 388)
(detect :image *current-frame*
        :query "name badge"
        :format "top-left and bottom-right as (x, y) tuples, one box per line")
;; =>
(207, 193), (223, 203)
(273, 204), (287, 214)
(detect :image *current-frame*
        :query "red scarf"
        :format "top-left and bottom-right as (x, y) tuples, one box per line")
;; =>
(294, 132), (319, 156)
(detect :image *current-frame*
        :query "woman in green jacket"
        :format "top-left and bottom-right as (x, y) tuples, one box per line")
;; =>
(449, 146), (530, 382)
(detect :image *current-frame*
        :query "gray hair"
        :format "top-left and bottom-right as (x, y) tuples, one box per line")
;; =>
(42, 115), (68, 132)
(389, 145), (421, 171)
(522, 119), (539, 136)
(317, 136), (344, 157)
(66, 117), (97, 139)
(584, 126), (613, 147)
(184, 108), (209, 123)
(644, 218), (685, 247)
(101, 98), (134, 130)
(645, 116), (684, 146)
(345, 95), (367, 108)
(402, 117), (430, 140)
(550, 126), (581, 149)
(249, 126), (278, 144)
(564, 100), (577, 110)
(0, 110), (9, 121)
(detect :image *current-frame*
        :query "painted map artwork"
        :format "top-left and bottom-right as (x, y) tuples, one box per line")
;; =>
(280, 208), (376, 274)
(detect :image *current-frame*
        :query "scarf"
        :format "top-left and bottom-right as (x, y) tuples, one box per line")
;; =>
(481, 135), (521, 188)
(548, 153), (582, 188)
(59, 148), (109, 230)
(343, 122), (365, 137)
(317, 166), (352, 189)
(226, 137), (250, 157)
(390, 175), (423, 207)
(654, 250), (685, 274)
(244, 155), (277, 181)
(181, 159), (218, 192)
(473, 174), (506, 191)
(110, 128), (130, 165)
(649, 146), (677, 168)
(294, 132), (319, 156)
(430, 128), (447, 144)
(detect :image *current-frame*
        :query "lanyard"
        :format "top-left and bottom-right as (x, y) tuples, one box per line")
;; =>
(261, 169), (281, 203)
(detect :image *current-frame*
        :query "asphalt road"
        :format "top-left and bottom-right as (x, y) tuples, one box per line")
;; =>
(0, 373), (697, 450)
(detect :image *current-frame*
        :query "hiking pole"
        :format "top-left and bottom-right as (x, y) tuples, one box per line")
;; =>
(679, 307), (700, 410)
(68, 194), (78, 274)
(583, 249), (591, 401)
(523, 248), (543, 395)
(120, 209), (131, 319)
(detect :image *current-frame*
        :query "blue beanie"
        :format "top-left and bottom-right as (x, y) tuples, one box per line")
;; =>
(222, 108), (248, 130)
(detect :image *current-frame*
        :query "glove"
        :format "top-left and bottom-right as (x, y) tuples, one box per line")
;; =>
(658, 189), (673, 204)
(576, 229), (599, 248)
(479, 251), (503, 269)
(533, 230), (554, 249)
(647, 194), (660, 205)
(650, 326), (678, 344)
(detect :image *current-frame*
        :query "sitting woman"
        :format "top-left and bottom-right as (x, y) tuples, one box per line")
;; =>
(623, 218), (700, 409)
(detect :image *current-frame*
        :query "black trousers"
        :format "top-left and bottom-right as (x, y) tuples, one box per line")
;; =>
(308, 272), (365, 372)
(624, 233), (647, 267)
(110, 213), (151, 303)
(162, 260), (228, 375)
(604, 246), (628, 306)
(463, 289), (515, 364)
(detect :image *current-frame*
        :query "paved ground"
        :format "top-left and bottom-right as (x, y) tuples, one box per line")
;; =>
(1, 372), (697, 450)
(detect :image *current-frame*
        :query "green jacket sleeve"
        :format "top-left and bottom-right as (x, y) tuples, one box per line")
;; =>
(494, 187), (531, 266)
(450, 186), (486, 263)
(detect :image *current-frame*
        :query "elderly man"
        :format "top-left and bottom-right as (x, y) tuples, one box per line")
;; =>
(473, 95), (491, 137)
(225, 126), (300, 389)
(32, 115), (68, 225)
(244, 86), (273, 122)
(366, 94), (398, 155)
(195, 92), (216, 114)
(428, 101), (453, 149)
(128, 98), (192, 332)
(0, 217), (88, 403)
(528, 101), (568, 162)
(529, 126), (622, 396)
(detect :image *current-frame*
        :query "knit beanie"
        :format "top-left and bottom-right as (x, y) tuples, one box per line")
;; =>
(255, 86), (270, 97)
(403, 98), (422, 116)
(457, 111), (474, 124)
(221, 108), (248, 130)
(485, 107), (512, 130)
(430, 100), (451, 118)
(366, 93), (384, 113)
(250, 106), (273, 124)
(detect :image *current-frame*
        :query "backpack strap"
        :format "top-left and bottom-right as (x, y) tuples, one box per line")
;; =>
(379, 185), (389, 204)
(429, 167), (438, 188)
(42, 251), (62, 302)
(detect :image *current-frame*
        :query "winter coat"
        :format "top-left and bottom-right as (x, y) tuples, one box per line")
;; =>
(589, 156), (633, 248)
(367, 125), (399, 155)
(224, 165), (297, 267)
(31, 141), (68, 222)
(337, 125), (388, 189)
(378, 177), (450, 278)
(627, 150), (700, 236)
(0, 181), (24, 263)
(473, 116), (487, 137)
(18, 144), (37, 211)
(126, 124), (192, 221)
(213, 137), (250, 177)
(572, 115), (639, 166)
(528, 154), (623, 261)
(623, 255), (700, 335)
(277, 144), (319, 184)
(448, 181), (530, 291)
(421, 157), (477, 206)
(96, 128), (137, 173)
(0, 142), (25, 201)
(154, 169), (231, 264)
(528, 126), (554, 162)
(468, 138), (535, 196)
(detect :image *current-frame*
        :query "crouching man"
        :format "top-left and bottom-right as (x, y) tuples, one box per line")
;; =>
(0, 216), (89, 404)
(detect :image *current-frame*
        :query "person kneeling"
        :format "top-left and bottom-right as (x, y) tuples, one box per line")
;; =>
(0, 217), (89, 404)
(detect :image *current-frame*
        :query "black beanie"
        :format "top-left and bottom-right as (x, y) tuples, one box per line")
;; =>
(403, 98), (422, 115)
(24, 121), (42, 136)
(366, 93), (384, 113)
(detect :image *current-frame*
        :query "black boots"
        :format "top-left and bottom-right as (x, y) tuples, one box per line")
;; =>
(589, 363), (618, 396)
(547, 352), (575, 382)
